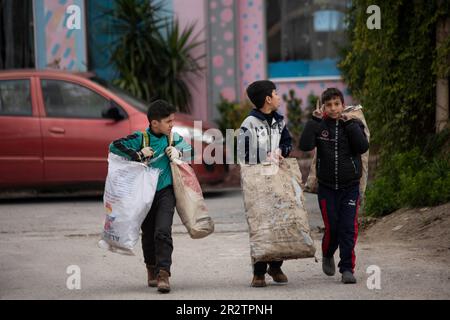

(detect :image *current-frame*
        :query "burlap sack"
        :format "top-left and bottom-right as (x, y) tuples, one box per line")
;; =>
(170, 158), (214, 239)
(305, 105), (370, 197)
(240, 158), (316, 263)
(169, 133), (214, 239)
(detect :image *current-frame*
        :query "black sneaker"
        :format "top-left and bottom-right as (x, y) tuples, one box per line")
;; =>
(341, 271), (357, 284)
(322, 257), (335, 276)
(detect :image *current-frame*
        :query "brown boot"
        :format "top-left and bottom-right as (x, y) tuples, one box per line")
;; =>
(251, 274), (266, 287)
(268, 268), (288, 283)
(146, 264), (157, 287)
(157, 269), (171, 293)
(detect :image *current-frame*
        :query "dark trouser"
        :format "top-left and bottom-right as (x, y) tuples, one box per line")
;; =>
(141, 186), (175, 275)
(318, 183), (360, 274)
(253, 261), (283, 276)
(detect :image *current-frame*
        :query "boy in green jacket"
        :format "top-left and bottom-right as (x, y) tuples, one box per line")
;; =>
(109, 99), (191, 293)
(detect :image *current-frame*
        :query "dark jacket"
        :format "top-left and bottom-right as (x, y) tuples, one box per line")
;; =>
(238, 109), (292, 164)
(299, 116), (369, 190)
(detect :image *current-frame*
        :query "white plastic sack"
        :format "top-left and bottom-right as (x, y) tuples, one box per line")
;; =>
(100, 153), (159, 253)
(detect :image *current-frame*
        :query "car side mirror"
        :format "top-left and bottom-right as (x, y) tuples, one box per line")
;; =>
(102, 102), (125, 121)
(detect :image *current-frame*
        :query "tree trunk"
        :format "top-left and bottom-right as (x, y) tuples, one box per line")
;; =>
(436, 14), (450, 133)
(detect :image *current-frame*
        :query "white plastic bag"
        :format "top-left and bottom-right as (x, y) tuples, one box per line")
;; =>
(100, 153), (159, 254)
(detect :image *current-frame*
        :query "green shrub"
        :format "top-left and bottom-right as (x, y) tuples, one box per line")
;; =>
(365, 176), (399, 216)
(306, 93), (319, 116)
(215, 97), (253, 163)
(339, 0), (449, 155)
(283, 90), (303, 148)
(365, 148), (450, 216)
(215, 96), (252, 134)
(339, 1), (450, 215)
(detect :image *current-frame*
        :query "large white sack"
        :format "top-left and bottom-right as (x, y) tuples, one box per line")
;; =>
(100, 153), (159, 253)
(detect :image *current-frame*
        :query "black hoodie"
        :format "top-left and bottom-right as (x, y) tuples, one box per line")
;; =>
(299, 115), (369, 190)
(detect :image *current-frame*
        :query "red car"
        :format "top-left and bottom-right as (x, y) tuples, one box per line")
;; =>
(0, 69), (225, 190)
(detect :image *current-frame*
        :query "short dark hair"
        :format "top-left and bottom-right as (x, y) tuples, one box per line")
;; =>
(147, 99), (177, 122)
(246, 80), (276, 109)
(321, 88), (344, 105)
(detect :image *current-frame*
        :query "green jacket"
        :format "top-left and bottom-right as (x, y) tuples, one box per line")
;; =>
(109, 128), (192, 191)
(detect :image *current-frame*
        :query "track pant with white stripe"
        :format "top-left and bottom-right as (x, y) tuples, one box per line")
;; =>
(318, 183), (360, 274)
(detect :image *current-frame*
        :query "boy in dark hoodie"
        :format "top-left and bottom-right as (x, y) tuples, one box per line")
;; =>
(299, 88), (369, 284)
(238, 80), (293, 287)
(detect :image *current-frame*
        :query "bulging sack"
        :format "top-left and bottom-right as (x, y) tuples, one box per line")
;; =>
(100, 153), (159, 253)
(305, 105), (370, 196)
(240, 158), (316, 263)
(170, 158), (214, 239)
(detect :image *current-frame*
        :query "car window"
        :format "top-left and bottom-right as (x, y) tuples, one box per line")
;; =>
(90, 77), (149, 113)
(0, 79), (32, 116)
(41, 79), (110, 119)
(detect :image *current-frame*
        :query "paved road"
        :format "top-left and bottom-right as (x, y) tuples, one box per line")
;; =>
(0, 190), (448, 300)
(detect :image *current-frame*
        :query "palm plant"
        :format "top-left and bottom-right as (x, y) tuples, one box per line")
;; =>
(104, 0), (204, 113)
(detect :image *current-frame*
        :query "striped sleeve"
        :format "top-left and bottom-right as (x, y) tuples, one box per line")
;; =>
(109, 132), (143, 161)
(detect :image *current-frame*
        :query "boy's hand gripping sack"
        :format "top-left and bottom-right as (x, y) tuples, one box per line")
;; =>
(240, 158), (316, 263)
(100, 153), (159, 253)
(168, 133), (214, 239)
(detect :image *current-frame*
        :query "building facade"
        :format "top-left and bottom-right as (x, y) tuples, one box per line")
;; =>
(1, 0), (353, 123)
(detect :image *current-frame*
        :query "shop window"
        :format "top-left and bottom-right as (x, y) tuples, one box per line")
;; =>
(266, 0), (350, 78)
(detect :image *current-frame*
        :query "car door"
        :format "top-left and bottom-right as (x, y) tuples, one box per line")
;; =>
(0, 77), (43, 188)
(37, 78), (131, 184)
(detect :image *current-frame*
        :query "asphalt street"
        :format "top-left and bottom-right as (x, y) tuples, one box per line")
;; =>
(0, 190), (448, 300)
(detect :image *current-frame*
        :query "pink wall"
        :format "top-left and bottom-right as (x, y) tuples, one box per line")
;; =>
(237, 0), (353, 116)
(238, 0), (266, 100)
(172, 0), (354, 122)
(206, 0), (240, 121)
(275, 80), (354, 115)
(173, 0), (209, 122)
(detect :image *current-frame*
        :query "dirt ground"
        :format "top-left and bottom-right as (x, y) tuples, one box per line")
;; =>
(361, 203), (450, 265)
